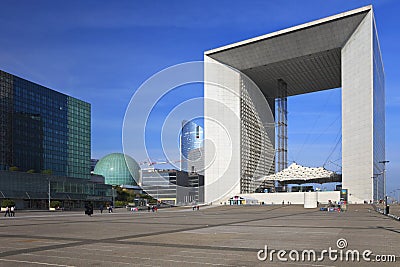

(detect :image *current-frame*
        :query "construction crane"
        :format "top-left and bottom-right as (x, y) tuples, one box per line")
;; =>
(139, 159), (181, 167)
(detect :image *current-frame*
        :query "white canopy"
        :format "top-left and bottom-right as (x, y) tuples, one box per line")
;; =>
(258, 163), (340, 184)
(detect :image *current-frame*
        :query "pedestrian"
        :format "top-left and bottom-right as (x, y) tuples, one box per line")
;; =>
(10, 206), (15, 217)
(86, 204), (93, 216)
(99, 205), (104, 214)
(196, 205), (199, 210)
(147, 205), (151, 212)
(4, 206), (9, 217)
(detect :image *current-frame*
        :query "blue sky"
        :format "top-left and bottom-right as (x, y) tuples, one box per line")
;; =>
(0, 0), (399, 195)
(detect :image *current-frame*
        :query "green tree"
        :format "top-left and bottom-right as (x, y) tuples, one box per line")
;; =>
(1, 199), (15, 207)
(115, 186), (130, 202)
(27, 169), (35, 173)
(50, 200), (62, 208)
(9, 166), (19, 172)
(41, 169), (53, 175)
(114, 200), (126, 207)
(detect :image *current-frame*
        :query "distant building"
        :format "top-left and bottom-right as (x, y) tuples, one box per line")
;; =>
(93, 153), (140, 186)
(180, 120), (203, 172)
(187, 146), (204, 175)
(141, 169), (204, 205)
(0, 70), (91, 179)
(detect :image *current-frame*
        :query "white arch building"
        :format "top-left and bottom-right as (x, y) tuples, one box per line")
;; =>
(204, 6), (385, 204)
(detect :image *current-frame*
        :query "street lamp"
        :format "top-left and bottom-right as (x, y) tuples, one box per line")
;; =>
(372, 173), (382, 203)
(371, 176), (377, 203)
(379, 160), (389, 206)
(48, 178), (51, 210)
(112, 186), (116, 206)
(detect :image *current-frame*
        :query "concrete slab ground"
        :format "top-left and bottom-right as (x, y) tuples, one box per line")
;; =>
(375, 204), (400, 218)
(0, 205), (399, 266)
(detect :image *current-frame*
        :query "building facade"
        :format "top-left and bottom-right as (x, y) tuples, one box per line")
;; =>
(0, 70), (91, 179)
(0, 171), (112, 209)
(141, 169), (204, 205)
(180, 120), (203, 172)
(204, 6), (385, 203)
(187, 146), (204, 175)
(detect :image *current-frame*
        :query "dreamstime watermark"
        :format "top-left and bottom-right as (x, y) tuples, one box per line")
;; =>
(257, 238), (396, 263)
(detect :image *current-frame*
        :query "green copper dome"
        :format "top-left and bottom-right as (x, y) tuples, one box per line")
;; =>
(94, 153), (140, 186)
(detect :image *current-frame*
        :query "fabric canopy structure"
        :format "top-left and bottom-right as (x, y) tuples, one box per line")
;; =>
(258, 163), (341, 184)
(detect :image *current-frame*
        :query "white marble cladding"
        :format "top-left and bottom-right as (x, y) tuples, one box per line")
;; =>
(204, 56), (241, 203)
(342, 11), (374, 203)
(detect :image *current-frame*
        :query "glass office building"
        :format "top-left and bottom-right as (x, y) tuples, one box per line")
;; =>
(0, 70), (91, 179)
(180, 120), (203, 172)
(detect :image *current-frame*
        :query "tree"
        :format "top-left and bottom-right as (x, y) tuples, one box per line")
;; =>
(115, 186), (130, 202)
(9, 166), (19, 172)
(41, 169), (53, 175)
(1, 199), (15, 207)
(27, 169), (35, 173)
(50, 200), (62, 209)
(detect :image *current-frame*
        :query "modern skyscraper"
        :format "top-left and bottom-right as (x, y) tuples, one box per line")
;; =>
(0, 70), (91, 179)
(180, 120), (203, 172)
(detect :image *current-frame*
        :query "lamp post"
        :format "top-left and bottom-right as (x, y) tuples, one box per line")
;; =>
(396, 189), (400, 204)
(112, 186), (116, 206)
(379, 160), (389, 206)
(371, 176), (377, 203)
(48, 178), (51, 210)
(372, 173), (382, 203)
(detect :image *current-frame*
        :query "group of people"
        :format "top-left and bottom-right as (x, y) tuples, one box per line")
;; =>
(3, 206), (15, 217)
(147, 205), (158, 212)
(192, 205), (200, 210)
(85, 204), (114, 216)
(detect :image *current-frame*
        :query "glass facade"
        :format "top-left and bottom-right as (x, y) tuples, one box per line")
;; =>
(240, 77), (275, 193)
(0, 70), (91, 179)
(67, 97), (91, 179)
(0, 171), (112, 209)
(180, 120), (204, 172)
(93, 153), (140, 186)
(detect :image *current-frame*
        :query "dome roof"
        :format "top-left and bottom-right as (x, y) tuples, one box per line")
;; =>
(94, 153), (140, 186)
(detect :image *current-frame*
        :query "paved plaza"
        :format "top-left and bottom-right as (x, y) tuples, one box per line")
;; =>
(0, 205), (399, 266)
(376, 204), (400, 219)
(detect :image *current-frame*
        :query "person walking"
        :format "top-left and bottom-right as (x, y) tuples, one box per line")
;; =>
(4, 206), (9, 217)
(10, 206), (15, 217)
(99, 205), (104, 214)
